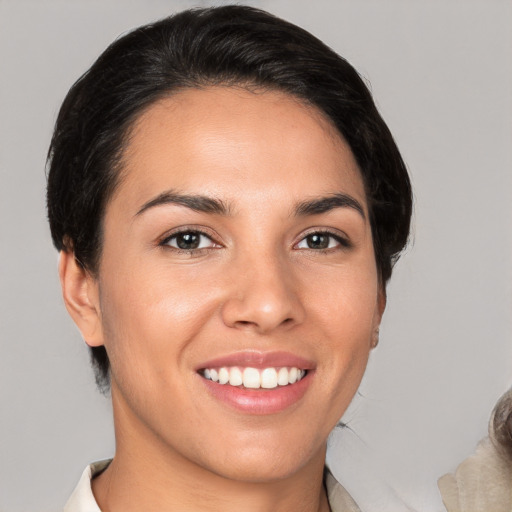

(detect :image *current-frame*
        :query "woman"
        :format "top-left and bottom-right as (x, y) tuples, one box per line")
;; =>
(46, 6), (412, 511)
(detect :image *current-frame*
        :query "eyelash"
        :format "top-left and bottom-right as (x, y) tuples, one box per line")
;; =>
(159, 228), (351, 255)
(294, 230), (352, 251)
(159, 228), (220, 255)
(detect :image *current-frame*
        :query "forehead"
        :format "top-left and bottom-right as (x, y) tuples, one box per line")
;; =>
(114, 86), (367, 214)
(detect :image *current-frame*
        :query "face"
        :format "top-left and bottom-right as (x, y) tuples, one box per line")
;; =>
(77, 87), (383, 482)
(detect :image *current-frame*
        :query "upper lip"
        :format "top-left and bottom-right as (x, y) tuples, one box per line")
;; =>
(196, 350), (316, 371)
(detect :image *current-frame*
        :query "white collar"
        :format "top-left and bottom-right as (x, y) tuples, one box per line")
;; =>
(64, 460), (110, 512)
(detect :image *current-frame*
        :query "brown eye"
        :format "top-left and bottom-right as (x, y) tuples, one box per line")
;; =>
(163, 230), (216, 251)
(295, 231), (351, 251)
(176, 232), (200, 249)
(306, 234), (329, 249)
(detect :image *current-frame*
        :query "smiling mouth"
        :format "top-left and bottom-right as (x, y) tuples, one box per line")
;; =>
(200, 366), (307, 389)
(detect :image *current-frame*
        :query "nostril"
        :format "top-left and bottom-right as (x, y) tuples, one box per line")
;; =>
(235, 318), (293, 329)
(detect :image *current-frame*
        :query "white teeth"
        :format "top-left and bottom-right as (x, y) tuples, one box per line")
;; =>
(229, 367), (243, 386)
(277, 367), (289, 386)
(243, 367), (260, 389)
(261, 368), (278, 389)
(202, 366), (306, 388)
(218, 367), (229, 384)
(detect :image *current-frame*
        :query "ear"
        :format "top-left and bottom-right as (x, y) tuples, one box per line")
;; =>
(371, 286), (387, 349)
(58, 251), (104, 347)
(377, 286), (387, 320)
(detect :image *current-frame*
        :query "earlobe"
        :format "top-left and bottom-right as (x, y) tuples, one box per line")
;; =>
(58, 251), (104, 347)
(371, 328), (380, 348)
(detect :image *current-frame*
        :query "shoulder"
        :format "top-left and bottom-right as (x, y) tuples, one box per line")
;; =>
(438, 437), (512, 512)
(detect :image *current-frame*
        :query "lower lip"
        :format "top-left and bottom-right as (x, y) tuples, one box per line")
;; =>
(200, 372), (312, 415)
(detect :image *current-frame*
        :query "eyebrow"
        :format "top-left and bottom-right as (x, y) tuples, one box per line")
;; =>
(294, 193), (366, 219)
(135, 191), (232, 217)
(135, 190), (365, 220)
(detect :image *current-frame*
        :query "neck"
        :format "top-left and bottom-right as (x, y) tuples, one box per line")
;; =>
(93, 455), (330, 512)
(92, 389), (330, 512)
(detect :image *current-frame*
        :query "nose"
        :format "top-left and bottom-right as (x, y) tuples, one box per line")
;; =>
(221, 252), (305, 334)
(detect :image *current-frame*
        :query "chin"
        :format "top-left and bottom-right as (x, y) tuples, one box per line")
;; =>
(210, 458), (308, 484)
(198, 434), (325, 484)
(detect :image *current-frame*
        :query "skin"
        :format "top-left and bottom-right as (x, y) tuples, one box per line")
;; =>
(60, 87), (384, 512)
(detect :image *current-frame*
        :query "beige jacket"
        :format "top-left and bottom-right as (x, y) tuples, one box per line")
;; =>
(438, 437), (512, 512)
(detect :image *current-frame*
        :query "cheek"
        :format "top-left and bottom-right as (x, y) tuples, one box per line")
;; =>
(97, 263), (222, 383)
(305, 259), (379, 396)
(305, 258), (380, 337)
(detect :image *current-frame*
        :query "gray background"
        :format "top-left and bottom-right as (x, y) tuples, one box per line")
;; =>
(1, 1), (511, 511)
